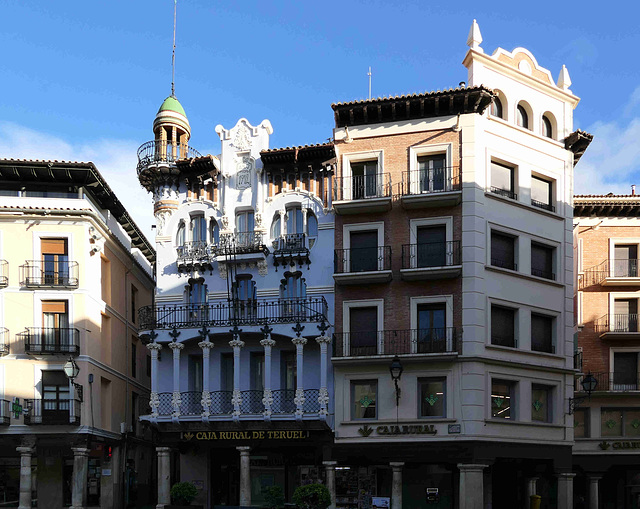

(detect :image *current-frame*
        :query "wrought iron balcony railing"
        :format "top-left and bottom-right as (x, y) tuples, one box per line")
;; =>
(490, 248), (517, 271)
(490, 186), (517, 200)
(139, 296), (328, 330)
(219, 232), (268, 256)
(18, 327), (80, 355)
(20, 260), (79, 287)
(24, 397), (81, 425)
(334, 246), (392, 273)
(0, 399), (9, 425)
(333, 328), (457, 357)
(580, 259), (640, 289)
(595, 313), (640, 334)
(136, 140), (202, 174)
(401, 167), (461, 195)
(576, 372), (640, 392)
(531, 199), (555, 212)
(177, 241), (216, 262)
(272, 233), (307, 254)
(152, 389), (320, 417)
(333, 173), (392, 202)
(0, 260), (7, 287)
(0, 328), (9, 356)
(401, 241), (461, 269)
(531, 267), (556, 280)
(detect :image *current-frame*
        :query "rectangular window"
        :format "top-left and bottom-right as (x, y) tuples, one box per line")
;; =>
(349, 306), (378, 356)
(131, 343), (137, 379)
(42, 370), (70, 424)
(131, 285), (138, 324)
(280, 351), (296, 391)
(531, 384), (552, 423)
(417, 154), (446, 193)
(42, 300), (70, 352)
(491, 379), (515, 419)
(531, 243), (555, 280)
(600, 408), (640, 437)
(351, 380), (377, 420)
(531, 313), (554, 353)
(416, 226), (447, 268)
(351, 161), (379, 199)
(574, 408), (589, 438)
(614, 245), (639, 277)
(613, 352), (639, 390)
(221, 353), (234, 392)
(491, 305), (516, 348)
(491, 161), (516, 199)
(349, 230), (378, 273)
(417, 303), (446, 353)
(41, 238), (69, 285)
(250, 352), (265, 392)
(101, 256), (111, 304)
(531, 176), (553, 211)
(189, 355), (203, 393)
(613, 299), (639, 332)
(491, 232), (516, 270)
(419, 378), (446, 418)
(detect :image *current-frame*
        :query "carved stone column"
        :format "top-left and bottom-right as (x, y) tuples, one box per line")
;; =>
(199, 333), (214, 422)
(16, 446), (33, 509)
(260, 325), (275, 421)
(70, 447), (90, 509)
(315, 334), (332, 419)
(156, 447), (171, 508)
(557, 472), (576, 509)
(168, 341), (184, 422)
(229, 327), (245, 423)
(292, 331), (307, 420)
(279, 210), (286, 235)
(237, 446), (251, 506)
(146, 342), (162, 418)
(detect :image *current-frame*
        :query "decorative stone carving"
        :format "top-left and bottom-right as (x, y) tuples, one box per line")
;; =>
(233, 122), (252, 151)
(218, 263), (227, 279)
(154, 209), (173, 236)
(259, 338), (276, 348)
(318, 388), (330, 416)
(200, 391), (212, 419)
(255, 212), (263, 229)
(257, 259), (268, 277)
(262, 388), (274, 419)
(171, 391), (181, 419)
(294, 388), (306, 419)
(220, 216), (230, 230)
(231, 389), (242, 420)
(236, 156), (254, 190)
(292, 337), (308, 346)
(229, 339), (246, 349)
(150, 392), (160, 418)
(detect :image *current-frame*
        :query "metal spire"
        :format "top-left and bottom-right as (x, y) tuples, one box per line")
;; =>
(171, 0), (177, 96)
(368, 67), (372, 100)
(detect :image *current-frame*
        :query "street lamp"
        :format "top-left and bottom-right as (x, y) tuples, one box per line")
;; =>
(568, 372), (598, 414)
(63, 356), (80, 381)
(389, 356), (403, 406)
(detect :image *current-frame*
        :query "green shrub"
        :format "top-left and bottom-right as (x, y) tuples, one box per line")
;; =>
(292, 483), (331, 509)
(170, 481), (198, 506)
(263, 485), (285, 508)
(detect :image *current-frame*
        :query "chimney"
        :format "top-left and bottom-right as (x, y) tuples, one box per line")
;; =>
(633, 185), (636, 196)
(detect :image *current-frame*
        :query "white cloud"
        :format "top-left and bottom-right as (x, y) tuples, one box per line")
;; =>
(0, 122), (155, 242)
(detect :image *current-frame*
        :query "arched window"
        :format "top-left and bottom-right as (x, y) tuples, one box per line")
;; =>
(307, 211), (318, 248)
(232, 275), (257, 320)
(191, 214), (207, 243)
(516, 104), (529, 129)
(176, 221), (186, 247)
(209, 219), (220, 244)
(491, 98), (503, 119)
(271, 213), (282, 239)
(280, 272), (307, 318)
(286, 206), (304, 234)
(542, 115), (553, 139)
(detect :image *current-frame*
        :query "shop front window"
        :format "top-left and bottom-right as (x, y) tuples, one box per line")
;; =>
(351, 380), (377, 420)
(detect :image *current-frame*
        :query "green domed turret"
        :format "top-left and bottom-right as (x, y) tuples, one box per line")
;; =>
(153, 95), (191, 139)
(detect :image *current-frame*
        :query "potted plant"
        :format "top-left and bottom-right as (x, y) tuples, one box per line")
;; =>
(169, 481), (200, 508)
(292, 483), (331, 509)
(263, 485), (285, 509)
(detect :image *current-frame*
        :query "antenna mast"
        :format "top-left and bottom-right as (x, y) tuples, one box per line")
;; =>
(171, 0), (177, 96)
(368, 67), (372, 100)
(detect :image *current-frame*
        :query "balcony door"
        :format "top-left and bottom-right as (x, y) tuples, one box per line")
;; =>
(349, 307), (378, 356)
(416, 303), (446, 353)
(349, 230), (378, 273)
(613, 352), (638, 390)
(232, 275), (256, 321)
(191, 215), (207, 243)
(42, 300), (69, 352)
(417, 154), (446, 193)
(187, 281), (207, 323)
(42, 370), (70, 424)
(41, 238), (69, 285)
(614, 245), (638, 277)
(614, 299), (638, 332)
(236, 210), (255, 247)
(416, 225), (446, 268)
(351, 161), (378, 199)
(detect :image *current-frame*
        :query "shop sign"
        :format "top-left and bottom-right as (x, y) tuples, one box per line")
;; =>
(598, 440), (640, 450)
(357, 424), (437, 437)
(181, 430), (310, 441)
(12, 398), (23, 419)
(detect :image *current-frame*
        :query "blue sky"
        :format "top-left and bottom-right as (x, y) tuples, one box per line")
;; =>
(1, 1), (639, 239)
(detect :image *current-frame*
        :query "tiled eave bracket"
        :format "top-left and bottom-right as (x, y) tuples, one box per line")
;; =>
(574, 197), (640, 218)
(261, 143), (336, 174)
(177, 155), (220, 185)
(565, 129), (593, 166)
(330, 85), (495, 128)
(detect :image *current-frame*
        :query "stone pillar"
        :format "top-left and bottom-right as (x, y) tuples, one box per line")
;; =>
(168, 342), (184, 421)
(557, 472), (576, 509)
(526, 477), (538, 501)
(70, 447), (90, 509)
(199, 339), (214, 421)
(171, 126), (178, 158)
(323, 461), (337, 509)
(147, 342), (162, 418)
(292, 336), (307, 419)
(230, 335), (245, 422)
(316, 335), (332, 418)
(588, 475), (601, 509)
(390, 462), (404, 509)
(156, 447), (171, 509)
(237, 446), (251, 507)
(302, 208), (308, 234)
(260, 336), (276, 420)
(16, 446), (33, 509)
(458, 464), (487, 509)
(280, 210), (286, 235)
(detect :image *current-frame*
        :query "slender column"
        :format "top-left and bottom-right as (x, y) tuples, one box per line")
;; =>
(16, 446), (33, 509)
(458, 464), (487, 509)
(168, 342), (184, 421)
(526, 477), (538, 501)
(171, 126), (177, 158)
(199, 339), (214, 421)
(280, 210), (286, 235)
(292, 336), (307, 420)
(70, 447), (90, 509)
(315, 335), (332, 419)
(323, 461), (337, 509)
(390, 462), (404, 509)
(156, 447), (171, 509)
(237, 446), (251, 507)
(302, 208), (308, 234)
(147, 342), (162, 418)
(159, 128), (167, 161)
(556, 472), (575, 509)
(230, 329), (245, 423)
(260, 331), (276, 421)
(588, 475), (601, 509)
